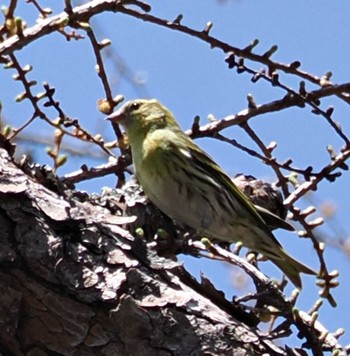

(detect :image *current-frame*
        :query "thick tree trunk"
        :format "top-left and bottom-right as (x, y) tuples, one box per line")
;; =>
(0, 138), (289, 355)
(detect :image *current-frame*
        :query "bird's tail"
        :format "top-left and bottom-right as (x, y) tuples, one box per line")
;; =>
(268, 250), (316, 289)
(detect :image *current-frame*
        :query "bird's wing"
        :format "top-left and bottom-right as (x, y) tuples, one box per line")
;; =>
(182, 139), (268, 227)
(254, 205), (295, 231)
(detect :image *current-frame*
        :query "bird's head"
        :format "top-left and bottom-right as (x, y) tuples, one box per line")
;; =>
(106, 99), (180, 138)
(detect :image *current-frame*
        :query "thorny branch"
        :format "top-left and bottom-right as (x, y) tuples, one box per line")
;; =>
(193, 241), (344, 354)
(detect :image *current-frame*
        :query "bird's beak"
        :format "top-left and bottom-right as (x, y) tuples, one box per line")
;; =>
(105, 107), (126, 122)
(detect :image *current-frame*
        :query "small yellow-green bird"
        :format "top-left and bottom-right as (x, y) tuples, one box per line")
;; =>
(107, 99), (315, 289)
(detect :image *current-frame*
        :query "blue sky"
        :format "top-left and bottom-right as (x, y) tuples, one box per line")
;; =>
(1, 0), (350, 349)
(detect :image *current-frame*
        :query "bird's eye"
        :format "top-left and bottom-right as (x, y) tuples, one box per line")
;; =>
(130, 102), (141, 111)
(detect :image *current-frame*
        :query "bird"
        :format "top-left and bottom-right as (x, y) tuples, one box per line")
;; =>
(106, 98), (316, 289)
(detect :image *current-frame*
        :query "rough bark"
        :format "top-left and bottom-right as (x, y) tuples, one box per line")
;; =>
(0, 137), (288, 355)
